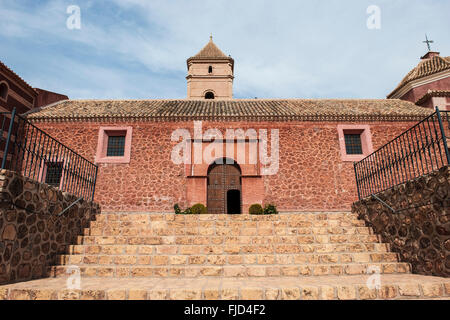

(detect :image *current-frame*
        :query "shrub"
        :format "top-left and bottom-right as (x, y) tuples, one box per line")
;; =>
(190, 203), (208, 214)
(249, 204), (264, 215)
(264, 204), (278, 215)
(174, 204), (193, 214)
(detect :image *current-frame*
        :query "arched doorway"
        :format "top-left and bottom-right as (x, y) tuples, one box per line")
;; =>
(207, 159), (242, 214)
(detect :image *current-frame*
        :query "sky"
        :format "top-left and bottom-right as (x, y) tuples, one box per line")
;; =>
(0, 0), (449, 100)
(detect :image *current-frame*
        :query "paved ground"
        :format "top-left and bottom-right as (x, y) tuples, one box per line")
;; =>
(1, 274), (449, 300)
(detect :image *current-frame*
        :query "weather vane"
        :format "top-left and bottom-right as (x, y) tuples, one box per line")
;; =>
(423, 34), (434, 52)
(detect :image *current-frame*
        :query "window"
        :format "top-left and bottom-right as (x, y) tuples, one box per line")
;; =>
(205, 92), (215, 99)
(208, 66), (213, 74)
(95, 127), (133, 164)
(337, 125), (374, 162)
(344, 134), (363, 155)
(45, 162), (63, 187)
(0, 82), (9, 101)
(107, 135), (126, 157)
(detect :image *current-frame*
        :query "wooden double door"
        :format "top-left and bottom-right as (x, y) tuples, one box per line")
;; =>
(207, 162), (242, 214)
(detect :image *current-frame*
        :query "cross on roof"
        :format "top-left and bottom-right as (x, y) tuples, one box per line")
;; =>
(423, 34), (434, 52)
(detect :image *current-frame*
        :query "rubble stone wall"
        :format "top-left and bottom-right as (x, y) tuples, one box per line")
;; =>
(0, 169), (100, 285)
(352, 166), (449, 277)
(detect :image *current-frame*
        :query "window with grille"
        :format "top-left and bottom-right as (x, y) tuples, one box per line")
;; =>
(107, 135), (126, 157)
(95, 127), (132, 164)
(45, 162), (63, 187)
(344, 134), (363, 155)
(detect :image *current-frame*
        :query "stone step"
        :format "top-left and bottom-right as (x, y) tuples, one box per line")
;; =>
(94, 212), (359, 222)
(67, 243), (392, 255)
(56, 252), (400, 266)
(2, 275), (449, 300)
(76, 234), (382, 245)
(89, 218), (366, 227)
(48, 262), (411, 278)
(89, 218), (367, 227)
(90, 218), (367, 229)
(83, 226), (373, 236)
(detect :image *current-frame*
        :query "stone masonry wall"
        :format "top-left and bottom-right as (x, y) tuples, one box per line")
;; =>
(352, 166), (449, 277)
(0, 169), (100, 285)
(32, 120), (417, 212)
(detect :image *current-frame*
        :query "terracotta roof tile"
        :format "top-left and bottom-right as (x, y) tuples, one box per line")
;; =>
(190, 38), (230, 59)
(26, 99), (433, 122)
(388, 56), (450, 98)
(415, 90), (450, 105)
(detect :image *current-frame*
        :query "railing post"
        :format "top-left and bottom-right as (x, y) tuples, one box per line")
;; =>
(91, 165), (98, 202)
(353, 162), (361, 201)
(1, 108), (16, 169)
(435, 107), (450, 165)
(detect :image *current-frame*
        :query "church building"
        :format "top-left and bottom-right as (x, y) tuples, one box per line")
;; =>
(25, 37), (449, 214)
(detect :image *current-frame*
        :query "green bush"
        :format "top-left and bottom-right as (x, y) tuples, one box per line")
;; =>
(190, 203), (208, 214)
(249, 204), (264, 215)
(174, 204), (193, 214)
(263, 204), (278, 215)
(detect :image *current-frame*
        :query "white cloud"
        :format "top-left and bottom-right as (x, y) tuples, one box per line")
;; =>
(0, 0), (449, 99)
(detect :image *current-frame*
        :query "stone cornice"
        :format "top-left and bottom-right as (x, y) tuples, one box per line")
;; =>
(28, 113), (428, 124)
(186, 75), (234, 80)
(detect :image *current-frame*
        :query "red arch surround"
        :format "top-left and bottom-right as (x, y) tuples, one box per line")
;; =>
(207, 157), (241, 172)
(186, 144), (263, 212)
(192, 156), (258, 177)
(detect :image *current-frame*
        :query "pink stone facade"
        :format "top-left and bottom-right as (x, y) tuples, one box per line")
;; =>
(32, 120), (417, 213)
(400, 77), (450, 106)
(420, 96), (450, 111)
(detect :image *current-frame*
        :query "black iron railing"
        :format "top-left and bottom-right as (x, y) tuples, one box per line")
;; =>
(0, 108), (98, 201)
(354, 107), (450, 200)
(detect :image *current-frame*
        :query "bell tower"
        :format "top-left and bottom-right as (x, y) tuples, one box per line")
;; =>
(186, 36), (234, 100)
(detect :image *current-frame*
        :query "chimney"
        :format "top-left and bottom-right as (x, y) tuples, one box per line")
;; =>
(421, 51), (440, 60)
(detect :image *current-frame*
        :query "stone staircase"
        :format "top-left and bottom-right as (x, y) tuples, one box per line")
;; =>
(1, 212), (449, 300)
(51, 212), (409, 278)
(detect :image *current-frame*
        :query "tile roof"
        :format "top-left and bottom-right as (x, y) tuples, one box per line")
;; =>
(189, 37), (230, 59)
(25, 99), (433, 122)
(388, 55), (450, 98)
(415, 90), (450, 106)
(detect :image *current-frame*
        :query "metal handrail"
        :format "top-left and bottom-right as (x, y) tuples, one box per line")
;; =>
(0, 108), (98, 202)
(354, 107), (450, 200)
